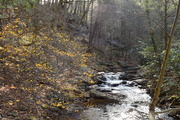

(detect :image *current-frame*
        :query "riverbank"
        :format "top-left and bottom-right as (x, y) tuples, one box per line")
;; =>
(0, 29), (96, 120)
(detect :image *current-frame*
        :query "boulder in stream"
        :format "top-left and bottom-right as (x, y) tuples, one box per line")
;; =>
(89, 89), (125, 100)
(133, 79), (147, 86)
(91, 73), (107, 84)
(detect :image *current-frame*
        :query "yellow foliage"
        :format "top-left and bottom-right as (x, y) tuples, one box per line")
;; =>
(10, 85), (16, 89)
(51, 102), (66, 108)
(8, 102), (13, 105)
(35, 62), (52, 71)
(83, 72), (93, 77)
(0, 17), (95, 112)
(0, 47), (4, 51)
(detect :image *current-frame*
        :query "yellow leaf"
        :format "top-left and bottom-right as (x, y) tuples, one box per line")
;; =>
(9, 102), (13, 105)
(40, 84), (43, 88)
(42, 104), (48, 108)
(10, 85), (16, 89)
(0, 47), (4, 50)
(74, 110), (79, 112)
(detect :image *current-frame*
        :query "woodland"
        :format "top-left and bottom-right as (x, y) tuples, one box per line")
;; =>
(0, 0), (179, 120)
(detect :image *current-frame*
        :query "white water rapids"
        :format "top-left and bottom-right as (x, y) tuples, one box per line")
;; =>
(80, 72), (173, 120)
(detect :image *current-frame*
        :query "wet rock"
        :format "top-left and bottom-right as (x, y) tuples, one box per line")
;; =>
(89, 89), (107, 99)
(91, 74), (107, 84)
(89, 89), (125, 100)
(98, 83), (106, 87)
(133, 79), (147, 86)
(99, 89), (112, 92)
(131, 104), (138, 108)
(98, 75), (107, 81)
(110, 84), (120, 87)
(119, 74), (136, 80)
(88, 85), (98, 89)
(121, 81), (127, 84)
(125, 82), (137, 87)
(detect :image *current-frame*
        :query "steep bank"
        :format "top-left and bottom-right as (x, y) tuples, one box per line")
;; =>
(0, 27), (97, 119)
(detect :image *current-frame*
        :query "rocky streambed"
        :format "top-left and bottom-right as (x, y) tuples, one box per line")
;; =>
(80, 72), (173, 120)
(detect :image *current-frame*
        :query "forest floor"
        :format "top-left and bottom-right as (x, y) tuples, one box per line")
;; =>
(0, 21), (132, 119)
(0, 30), (100, 120)
(0, 56), (112, 120)
(0, 69), (91, 120)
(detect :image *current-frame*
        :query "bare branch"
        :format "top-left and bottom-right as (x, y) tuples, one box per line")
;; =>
(141, 15), (170, 36)
(155, 108), (180, 114)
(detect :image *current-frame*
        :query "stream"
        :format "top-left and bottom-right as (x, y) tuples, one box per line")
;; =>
(80, 72), (173, 120)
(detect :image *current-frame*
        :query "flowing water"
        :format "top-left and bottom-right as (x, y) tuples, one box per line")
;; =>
(80, 72), (173, 120)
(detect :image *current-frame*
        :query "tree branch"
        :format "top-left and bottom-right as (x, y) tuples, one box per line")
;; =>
(142, 15), (170, 36)
(155, 108), (180, 114)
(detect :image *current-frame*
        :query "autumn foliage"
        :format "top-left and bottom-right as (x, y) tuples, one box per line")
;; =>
(0, 3), (95, 119)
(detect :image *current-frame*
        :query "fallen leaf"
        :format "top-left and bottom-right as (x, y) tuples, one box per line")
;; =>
(9, 103), (13, 105)
(10, 85), (16, 89)
(29, 116), (38, 120)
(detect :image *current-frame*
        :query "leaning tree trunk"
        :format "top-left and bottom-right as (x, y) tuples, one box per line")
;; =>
(149, 1), (180, 120)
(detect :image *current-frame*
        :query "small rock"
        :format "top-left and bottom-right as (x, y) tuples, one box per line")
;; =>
(110, 84), (119, 87)
(121, 81), (127, 84)
(99, 89), (112, 92)
(131, 104), (138, 108)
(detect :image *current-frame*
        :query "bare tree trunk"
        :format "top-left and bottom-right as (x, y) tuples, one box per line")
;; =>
(88, 0), (94, 50)
(164, 0), (168, 48)
(149, 29), (157, 53)
(145, 0), (158, 53)
(149, 1), (180, 120)
(70, 0), (74, 14)
(79, 0), (92, 24)
(74, 0), (78, 14)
